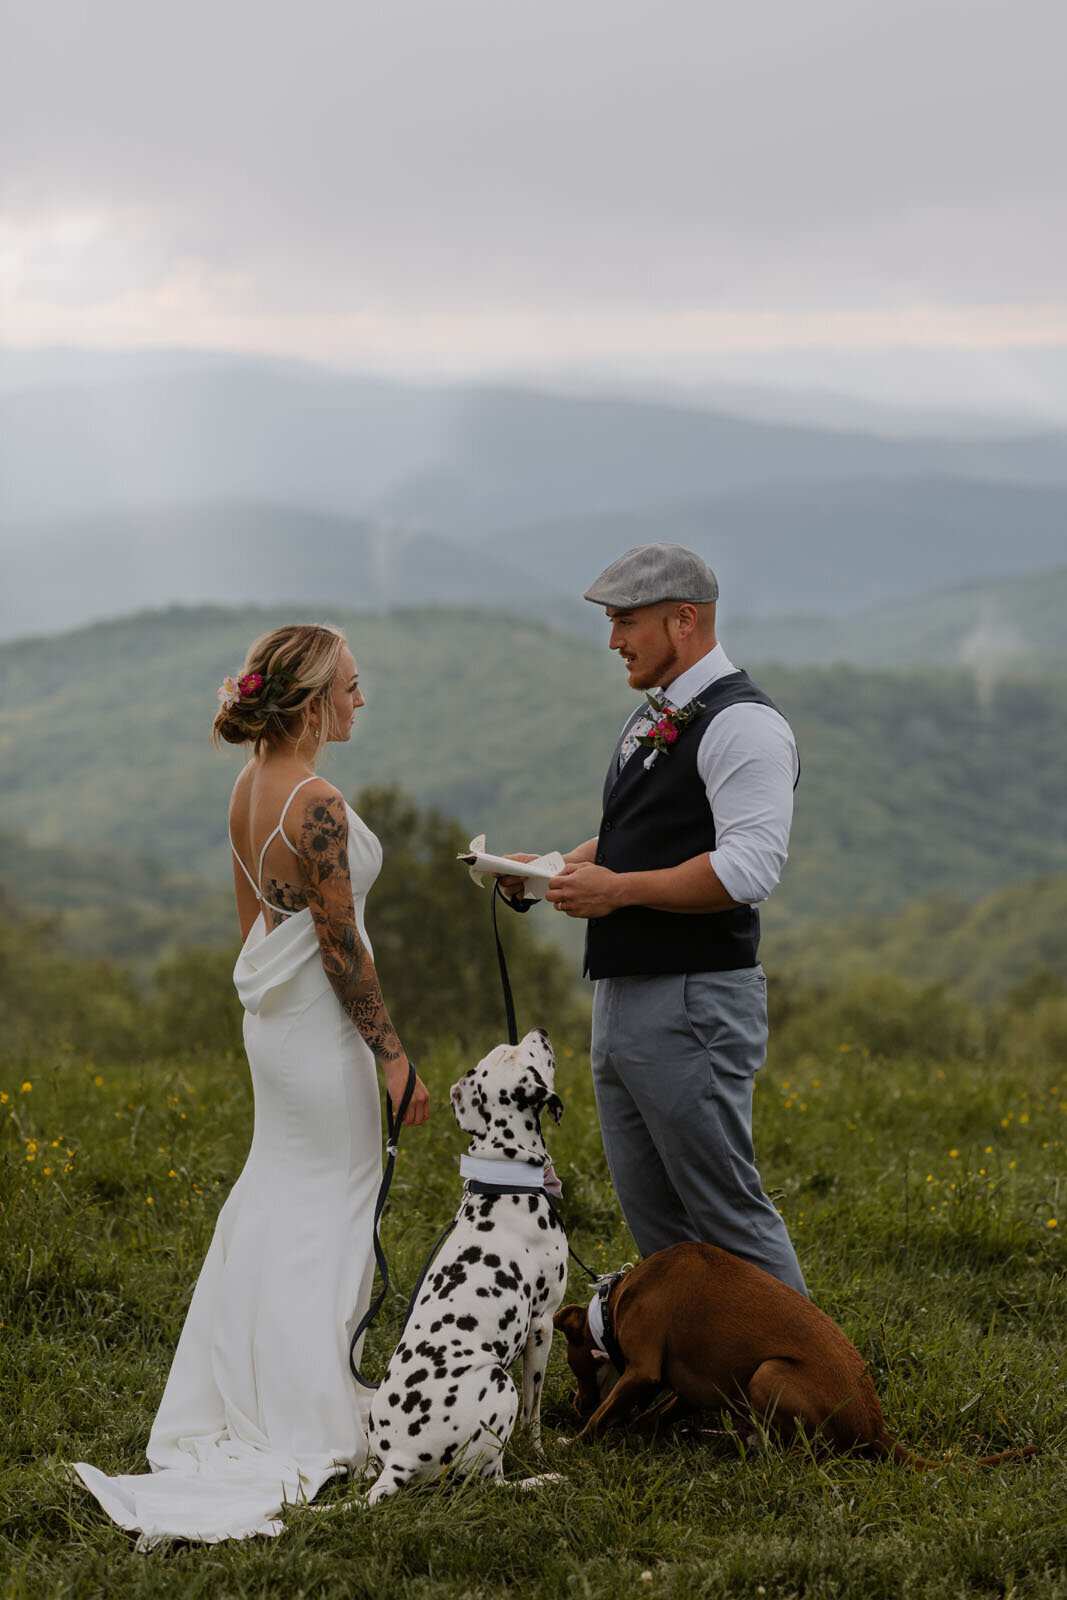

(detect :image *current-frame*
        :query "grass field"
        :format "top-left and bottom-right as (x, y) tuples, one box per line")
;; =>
(2, 1028), (1065, 1599)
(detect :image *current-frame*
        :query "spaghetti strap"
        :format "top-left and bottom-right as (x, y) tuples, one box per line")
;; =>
(229, 832), (262, 897)
(276, 774), (317, 854)
(256, 775), (317, 883)
(233, 775), (320, 919)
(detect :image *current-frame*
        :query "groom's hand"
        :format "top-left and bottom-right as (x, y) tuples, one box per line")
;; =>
(546, 861), (624, 919)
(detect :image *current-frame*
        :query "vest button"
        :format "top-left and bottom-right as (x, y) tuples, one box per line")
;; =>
(595, 851), (605, 864)
(602, 820), (614, 832)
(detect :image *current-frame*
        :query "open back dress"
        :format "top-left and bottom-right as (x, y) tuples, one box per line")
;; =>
(74, 782), (385, 1545)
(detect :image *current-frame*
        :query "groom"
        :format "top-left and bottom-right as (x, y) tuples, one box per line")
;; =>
(506, 543), (806, 1295)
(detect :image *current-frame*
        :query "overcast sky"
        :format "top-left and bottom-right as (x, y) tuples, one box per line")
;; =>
(2, 0), (1066, 377)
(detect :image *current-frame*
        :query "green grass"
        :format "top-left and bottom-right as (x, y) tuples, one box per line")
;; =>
(2, 1036), (1065, 1599)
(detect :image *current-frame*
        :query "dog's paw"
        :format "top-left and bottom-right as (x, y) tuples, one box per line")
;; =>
(514, 1472), (564, 1491)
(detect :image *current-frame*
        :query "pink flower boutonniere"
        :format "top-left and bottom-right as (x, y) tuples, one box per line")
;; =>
(636, 693), (706, 770)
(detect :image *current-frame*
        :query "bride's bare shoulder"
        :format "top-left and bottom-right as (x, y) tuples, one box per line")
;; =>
(228, 761), (255, 819)
(288, 777), (349, 838)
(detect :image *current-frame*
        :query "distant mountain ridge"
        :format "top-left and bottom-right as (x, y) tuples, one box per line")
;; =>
(6, 362), (1067, 530)
(0, 504), (581, 643)
(474, 476), (1067, 619)
(2, 606), (1065, 938)
(5, 353), (1067, 639)
(4, 498), (1066, 668)
(726, 564), (1067, 670)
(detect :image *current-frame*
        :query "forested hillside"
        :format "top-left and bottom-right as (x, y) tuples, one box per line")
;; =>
(0, 830), (233, 965)
(726, 564), (1067, 670)
(764, 873), (1067, 999)
(2, 606), (1065, 934)
(5, 356), (1067, 642)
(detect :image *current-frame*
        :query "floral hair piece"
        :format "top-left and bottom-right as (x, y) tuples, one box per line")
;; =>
(216, 669), (295, 713)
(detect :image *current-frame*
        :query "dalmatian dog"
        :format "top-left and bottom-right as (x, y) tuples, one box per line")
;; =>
(366, 1028), (568, 1501)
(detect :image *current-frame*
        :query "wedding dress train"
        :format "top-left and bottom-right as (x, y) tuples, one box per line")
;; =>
(74, 798), (385, 1545)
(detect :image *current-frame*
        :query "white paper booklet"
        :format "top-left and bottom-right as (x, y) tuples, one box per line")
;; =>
(458, 835), (565, 901)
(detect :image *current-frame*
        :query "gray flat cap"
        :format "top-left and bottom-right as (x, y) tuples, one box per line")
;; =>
(583, 543), (719, 608)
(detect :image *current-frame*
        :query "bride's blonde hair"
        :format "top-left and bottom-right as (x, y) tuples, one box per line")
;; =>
(213, 624), (347, 756)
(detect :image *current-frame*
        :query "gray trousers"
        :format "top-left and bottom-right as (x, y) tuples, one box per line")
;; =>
(591, 968), (807, 1296)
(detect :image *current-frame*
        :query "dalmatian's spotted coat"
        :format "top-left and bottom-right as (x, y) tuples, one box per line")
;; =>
(367, 1029), (567, 1500)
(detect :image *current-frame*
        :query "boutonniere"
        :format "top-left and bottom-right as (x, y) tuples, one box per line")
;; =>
(636, 693), (706, 770)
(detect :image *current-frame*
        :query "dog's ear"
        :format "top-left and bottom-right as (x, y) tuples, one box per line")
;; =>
(450, 1074), (488, 1135)
(552, 1304), (589, 1347)
(520, 1066), (562, 1124)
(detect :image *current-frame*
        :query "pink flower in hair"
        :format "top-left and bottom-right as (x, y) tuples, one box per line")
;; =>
(216, 676), (240, 710)
(238, 672), (264, 697)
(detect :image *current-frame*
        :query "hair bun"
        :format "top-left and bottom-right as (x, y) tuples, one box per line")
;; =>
(211, 623), (347, 754)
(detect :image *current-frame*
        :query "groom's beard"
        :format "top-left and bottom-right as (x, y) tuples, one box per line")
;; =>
(621, 634), (680, 692)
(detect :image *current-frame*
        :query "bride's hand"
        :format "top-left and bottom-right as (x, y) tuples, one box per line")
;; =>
(384, 1058), (431, 1127)
(495, 851), (537, 901)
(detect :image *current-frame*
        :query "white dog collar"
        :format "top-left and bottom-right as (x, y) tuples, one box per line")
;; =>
(459, 1154), (546, 1188)
(587, 1287), (608, 1356)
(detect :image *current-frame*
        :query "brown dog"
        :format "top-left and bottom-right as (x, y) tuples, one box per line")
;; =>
(553, 1242), (1035, 1469)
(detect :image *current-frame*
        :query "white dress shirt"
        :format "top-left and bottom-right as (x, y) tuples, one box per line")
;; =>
(653, 643), (798, 907)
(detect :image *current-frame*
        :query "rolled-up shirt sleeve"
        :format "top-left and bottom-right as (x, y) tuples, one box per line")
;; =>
(696, 704), (798, 906)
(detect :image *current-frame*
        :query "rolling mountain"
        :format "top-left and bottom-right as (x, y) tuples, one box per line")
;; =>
(474, 477), (1067, 618)
(5, 493), (1067, 664)
(5, 354), (1067, 640)
(5, 359), (1067, 533)
(725, 565), (1067, 670)
(0, 504), (583, 643)
(1, 607), (1064, 939)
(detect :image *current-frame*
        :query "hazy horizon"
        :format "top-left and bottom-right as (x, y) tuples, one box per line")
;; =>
(4, 1), (1066, 391)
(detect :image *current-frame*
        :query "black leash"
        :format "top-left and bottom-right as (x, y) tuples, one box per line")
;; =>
(491, 879), (603, 1287)
(349, 881), (602, 1393)
(491, 880), (520, 1046)
(349, 1062), (417, 1390)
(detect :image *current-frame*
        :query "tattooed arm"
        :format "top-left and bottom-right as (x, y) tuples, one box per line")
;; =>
(296, 784), (430, 1127)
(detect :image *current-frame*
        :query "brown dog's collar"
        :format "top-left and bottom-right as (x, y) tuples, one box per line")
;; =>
(588, 1272), (626, 1369)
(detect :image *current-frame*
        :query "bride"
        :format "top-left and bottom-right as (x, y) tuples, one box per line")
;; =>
(74, 623), (430, 1545)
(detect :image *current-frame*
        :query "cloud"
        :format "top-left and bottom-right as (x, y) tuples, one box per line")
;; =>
(2, 0), (1066, 361)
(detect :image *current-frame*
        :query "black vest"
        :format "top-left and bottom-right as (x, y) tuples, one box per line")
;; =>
(584, 670), (794, 980)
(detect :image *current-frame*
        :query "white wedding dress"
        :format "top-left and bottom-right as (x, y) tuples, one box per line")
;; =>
(74, 787), (385, 1545)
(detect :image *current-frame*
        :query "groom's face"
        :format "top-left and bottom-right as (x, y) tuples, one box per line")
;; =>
(606, 602), (683, 692)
